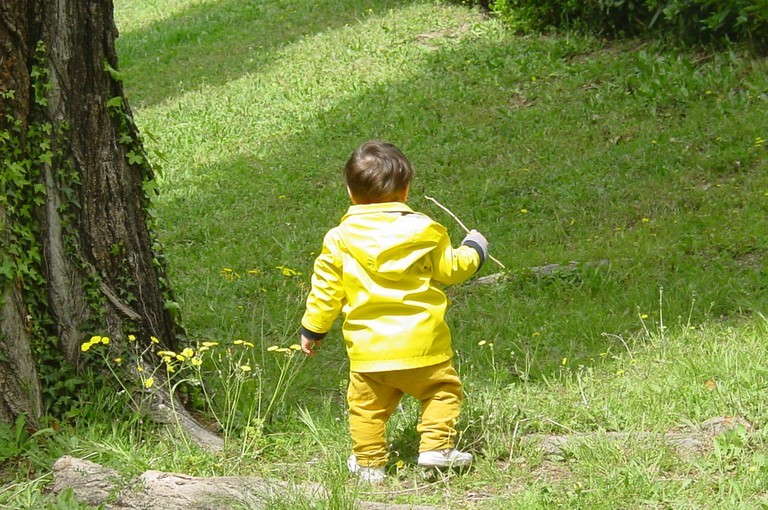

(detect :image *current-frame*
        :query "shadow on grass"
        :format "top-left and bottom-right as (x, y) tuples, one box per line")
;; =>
(116, 0), (416, 107)
(150, 5), (768, 388)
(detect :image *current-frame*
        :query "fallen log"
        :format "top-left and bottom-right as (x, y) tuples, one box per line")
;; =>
(51, 456), (437, 510)
(473, 259), (611, 286)
(526, 416), (752, 459)
(533, 431), (709, 458)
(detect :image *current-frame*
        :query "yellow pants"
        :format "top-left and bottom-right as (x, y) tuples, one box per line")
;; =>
(347, 360), (462, 467)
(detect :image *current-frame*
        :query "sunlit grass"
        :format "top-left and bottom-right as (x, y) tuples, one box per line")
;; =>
(3, 0), (767, 508)
(125, 0), (767, 506)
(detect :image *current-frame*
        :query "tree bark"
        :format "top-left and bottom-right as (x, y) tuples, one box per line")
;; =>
(35, 0), (178, 359)
(0, 0), (212, 446)
(0, 278), (42, 424)
(0, 0), (45, 427)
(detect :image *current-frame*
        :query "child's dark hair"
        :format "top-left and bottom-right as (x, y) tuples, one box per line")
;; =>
(344, 141), (414, 204)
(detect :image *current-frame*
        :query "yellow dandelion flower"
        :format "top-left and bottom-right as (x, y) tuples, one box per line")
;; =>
(641, 314), (649, 319)
(244, 341), (255, 348)
(478, 340), (487, 346)
(162, 356), (172, 364)
(240, 365), (252, 372)
(191, 357), (203, 367)
(198, 346), (210, 353)
(641, 218), (650, 223)
(562, 357), (568, 366)
(181, 348), (194, 358)
(276, 265), (301, 277)
(128, 334), (137, 342)
(267, 345), (279, 352)
(157, 350), (176, 357)
(202, 341), (219, 347)
(220, 268), (240, 281)
(136, 366), (144, 373)
(176, 354), (186, 362)
(247, 269), (262, 276)
(520, 209), (529, 214)
(616, 369), (625, 376)
(114, 357), (122, 364)
(81, 342), (92, 352)
(150, 336), (160, 344)
(166, 364), (175, 373)
(90, 335), (101, 344)
(234, 340), (244, 345)
(101, 336), (110, 345)
(144, 377), (154, 388)
(289, 344), (301, 351)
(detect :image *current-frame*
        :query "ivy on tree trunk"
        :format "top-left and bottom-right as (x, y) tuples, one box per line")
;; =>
(0, 0), (185, 430)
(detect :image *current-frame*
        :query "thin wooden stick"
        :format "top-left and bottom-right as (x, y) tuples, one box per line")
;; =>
(425, 195), (471, 232)
(424, 195), (506, 269)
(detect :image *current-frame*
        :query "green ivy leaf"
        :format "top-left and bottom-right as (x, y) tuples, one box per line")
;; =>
(106, 96), (124, 109)
(103, 61), (124, 82)
(39, 150), (53, 165)
(126, 150), (144, 165)
(0, 260), (14, 279)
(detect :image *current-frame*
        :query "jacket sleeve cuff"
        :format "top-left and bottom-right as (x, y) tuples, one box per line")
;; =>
(300, 326), (327, 341)
(461, 239), (486, 271)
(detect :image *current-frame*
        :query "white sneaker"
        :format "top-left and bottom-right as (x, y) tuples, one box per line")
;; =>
(417, 448), (473, 468)
(347, 455), (386, 483)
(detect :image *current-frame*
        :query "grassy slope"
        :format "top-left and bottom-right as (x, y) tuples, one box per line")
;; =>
(5, 1), (766, 508)
(121, 0), (768, 368)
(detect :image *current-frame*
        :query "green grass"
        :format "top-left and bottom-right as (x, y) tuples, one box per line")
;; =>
(3, 0), (768, 508)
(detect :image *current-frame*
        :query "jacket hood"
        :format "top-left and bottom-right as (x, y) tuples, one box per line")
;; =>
(338, 202), (445, 279)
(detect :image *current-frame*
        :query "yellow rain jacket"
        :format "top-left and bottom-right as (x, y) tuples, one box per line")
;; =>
(301, 202), (482, 372)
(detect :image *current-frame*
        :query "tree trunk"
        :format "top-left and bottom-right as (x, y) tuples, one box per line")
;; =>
(0, 0), (196, 436)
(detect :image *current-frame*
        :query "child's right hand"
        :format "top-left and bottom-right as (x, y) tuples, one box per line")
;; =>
(462, 229), (489, 259)
(301, 335), (321, 356)
(463, 229), (488, 246)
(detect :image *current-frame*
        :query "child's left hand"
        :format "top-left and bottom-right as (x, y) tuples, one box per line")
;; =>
(301, 335), (321, 356)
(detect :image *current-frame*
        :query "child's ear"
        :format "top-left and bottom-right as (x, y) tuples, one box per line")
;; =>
(399, 184), (410, 202)
(347, 185), (358, 204)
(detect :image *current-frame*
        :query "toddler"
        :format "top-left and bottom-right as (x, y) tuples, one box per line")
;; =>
(300, 140), (489, 482)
